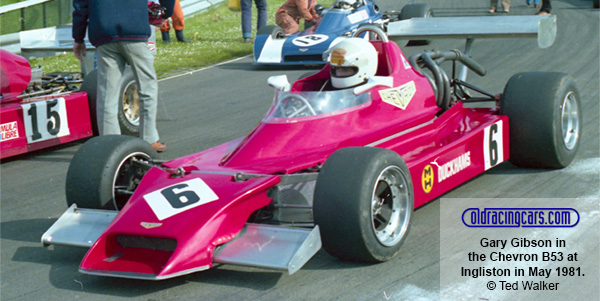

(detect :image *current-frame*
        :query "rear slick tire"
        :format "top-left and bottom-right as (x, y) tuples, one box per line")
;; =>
(500, 72), (581, 168)
(399, 3), (433, 46)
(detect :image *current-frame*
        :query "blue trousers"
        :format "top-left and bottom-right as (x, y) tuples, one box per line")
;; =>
(241, 0), (267, 38)
(96, 41), (160, 144)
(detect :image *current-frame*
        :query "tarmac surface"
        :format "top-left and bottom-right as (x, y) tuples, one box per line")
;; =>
(1, 0), (598, 300)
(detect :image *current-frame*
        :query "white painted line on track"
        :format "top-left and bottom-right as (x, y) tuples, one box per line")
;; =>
(158, 55), (253, 82)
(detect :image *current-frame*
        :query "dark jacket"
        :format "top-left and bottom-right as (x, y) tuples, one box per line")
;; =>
(73, 0), (175, 46)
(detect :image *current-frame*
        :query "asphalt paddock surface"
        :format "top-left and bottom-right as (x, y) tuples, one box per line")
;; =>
(1, 0), (598, 300)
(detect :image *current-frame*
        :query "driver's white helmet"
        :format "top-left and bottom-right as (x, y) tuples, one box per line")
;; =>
(328, 38), (378, 89)
(333, 0), (357, 8)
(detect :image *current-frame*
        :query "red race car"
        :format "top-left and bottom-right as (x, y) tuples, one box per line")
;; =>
(42, 17), (580, 280)
(0, 50), (141, 159)
(0, 50), (94, 159)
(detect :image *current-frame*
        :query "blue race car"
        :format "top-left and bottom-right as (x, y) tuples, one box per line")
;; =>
(253, 1), (432, 65)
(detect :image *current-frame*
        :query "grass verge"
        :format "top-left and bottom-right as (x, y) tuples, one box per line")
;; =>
(26, 0), (331, 78)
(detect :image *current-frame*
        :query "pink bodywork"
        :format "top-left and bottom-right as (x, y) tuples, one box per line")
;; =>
(0, 50), (93, 159)
(80, 40), (510, 279)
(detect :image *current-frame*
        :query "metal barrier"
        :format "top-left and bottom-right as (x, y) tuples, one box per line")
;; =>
(0, 0), (72, 35)
(0, 0), (224, 55)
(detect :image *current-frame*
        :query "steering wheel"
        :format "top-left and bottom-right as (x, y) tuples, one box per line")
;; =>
(278, 94), (317, 118)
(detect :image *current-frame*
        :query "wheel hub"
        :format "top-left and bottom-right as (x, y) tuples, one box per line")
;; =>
(371, 166), (411, 247)
(112, 153), (151, 210)
(123, 82), (140, 126)
(561, 91), (579, 150)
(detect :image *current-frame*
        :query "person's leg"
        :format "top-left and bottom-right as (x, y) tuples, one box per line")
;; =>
(171, 0), (190, 42)
(501, 0), (510, 12)
(171, 0), (184, 30)
(120, 41), (160, 145)
(538, 0), (551, 14)
(255, 0), (268, 31)
(96, 43), (126, 136)
(241, 0), (253, 39)
(160, 21), (171, 44)
(489, 0), (498, 12)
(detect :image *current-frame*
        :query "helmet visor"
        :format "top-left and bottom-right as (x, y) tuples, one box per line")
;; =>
(331, 66), (359, 78)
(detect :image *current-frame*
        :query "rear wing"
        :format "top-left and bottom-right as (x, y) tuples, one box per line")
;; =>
(386, 15), (557, 80)
(387, 15), (557, 49)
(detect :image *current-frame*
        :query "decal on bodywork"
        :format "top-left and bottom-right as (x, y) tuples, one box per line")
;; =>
(431, 152), (471, 183)
(0, 121), (19, 142)
(379, 81), (416, 110)
(348, 10), (369, 24)
(422, 164), (434, 193)
(141, 222), (162, 229)
(483, 120), (504, 170)
(21, 98), (70, 143)
(144, 178), (219, 221)
(292, 34), (329, 47)
(400, 53), (411, 69)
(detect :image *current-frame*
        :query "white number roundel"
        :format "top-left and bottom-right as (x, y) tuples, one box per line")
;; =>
(292, 34), (329, 47)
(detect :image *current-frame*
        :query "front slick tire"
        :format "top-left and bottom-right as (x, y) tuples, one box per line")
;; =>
(257, 25), (284, 38)
(501, 72), (581, 168)
(66, 135), (158, 210)
(314, 147), (413, 262)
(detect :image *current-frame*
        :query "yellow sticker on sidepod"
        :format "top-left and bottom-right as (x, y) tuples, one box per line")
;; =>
(422, 164), (434, 193)
(379, 81), (416, 110)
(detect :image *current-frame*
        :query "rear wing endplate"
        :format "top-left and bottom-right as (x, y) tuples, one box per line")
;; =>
(387, 15), (557, 49)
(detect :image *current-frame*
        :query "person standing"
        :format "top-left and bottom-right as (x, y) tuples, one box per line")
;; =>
(72, 0), (174, 152)
(489, 0), (510, 13)
(276, 0), (319, 35)
(241, 0), (267, 43)
(161, 0), (191, 43)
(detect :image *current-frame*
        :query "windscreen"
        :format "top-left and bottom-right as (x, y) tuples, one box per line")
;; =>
(264, 89), (371, 122)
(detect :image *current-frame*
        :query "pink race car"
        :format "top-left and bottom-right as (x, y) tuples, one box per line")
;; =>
(42, 21), (580, 280)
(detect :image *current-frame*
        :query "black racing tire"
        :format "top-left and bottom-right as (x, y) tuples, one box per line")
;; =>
(80, 68), (140, 137)
(66, 135), (158, 210)
(313, 147), (414, 262)
(257, 25), (284, 39)
(399, 3), (433, 46)
(80, 69), (99, 135)
(117, 67), (140, 137)
(500, 72), (581, 169)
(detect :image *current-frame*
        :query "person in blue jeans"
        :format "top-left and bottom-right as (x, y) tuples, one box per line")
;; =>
(241, 0), (267, 43)
(526, 0), (540, 8)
